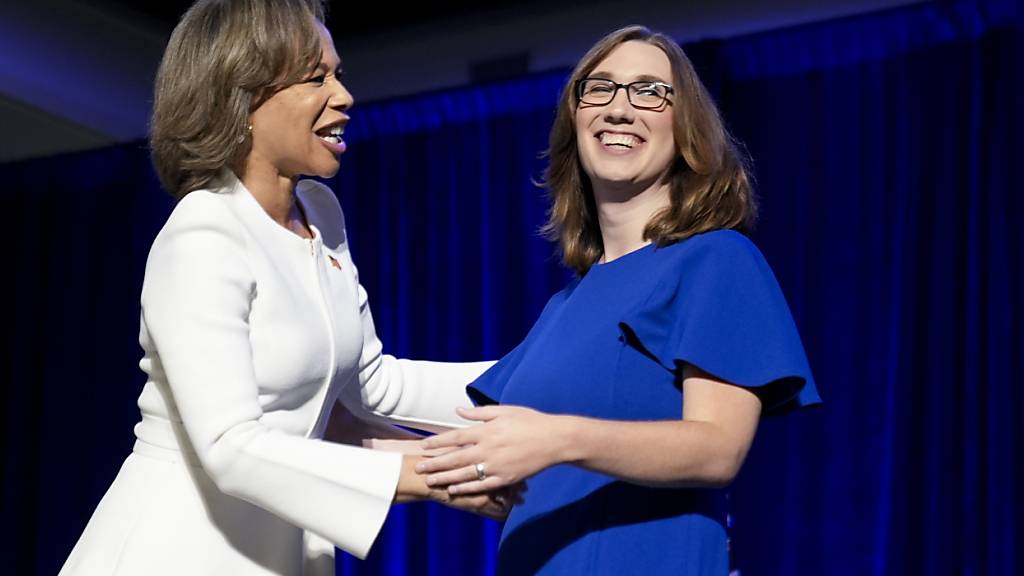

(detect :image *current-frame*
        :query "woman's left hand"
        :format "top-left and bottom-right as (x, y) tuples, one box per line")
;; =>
(430, 481), (528, 521)
(415, 405), (568, 495)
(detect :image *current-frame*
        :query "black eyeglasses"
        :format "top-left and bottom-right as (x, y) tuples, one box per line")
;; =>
(575, 78), (674, 110)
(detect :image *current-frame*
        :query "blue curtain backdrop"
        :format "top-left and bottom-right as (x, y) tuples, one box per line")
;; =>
(2, 1), (1020, 574)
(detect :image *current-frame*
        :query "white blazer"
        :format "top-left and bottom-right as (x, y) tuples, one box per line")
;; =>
(61, 174), (491, 575)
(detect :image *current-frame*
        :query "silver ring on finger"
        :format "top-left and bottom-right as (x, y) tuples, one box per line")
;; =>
(475, 462), (487, 481)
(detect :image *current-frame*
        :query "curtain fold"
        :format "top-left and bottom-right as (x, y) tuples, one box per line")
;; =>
(3, 1), (1018, 574)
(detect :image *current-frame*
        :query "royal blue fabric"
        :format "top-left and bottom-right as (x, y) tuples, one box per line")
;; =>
(4, 1), (1020, 574)
(468, 231), (817, 574)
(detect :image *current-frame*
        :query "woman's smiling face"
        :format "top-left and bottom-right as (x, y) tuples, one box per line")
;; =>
(247, 23), (353, 180)
(575, 40), (677, 194)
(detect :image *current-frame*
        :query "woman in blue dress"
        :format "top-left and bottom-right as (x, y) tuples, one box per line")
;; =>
(417, 25), (821, 575)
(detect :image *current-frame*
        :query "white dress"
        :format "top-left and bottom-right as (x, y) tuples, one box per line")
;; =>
(60, 175), (491, 575)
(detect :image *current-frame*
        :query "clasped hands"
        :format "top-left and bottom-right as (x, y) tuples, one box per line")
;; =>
(398, 405), (561, 520)
(331, 401), (557, 521)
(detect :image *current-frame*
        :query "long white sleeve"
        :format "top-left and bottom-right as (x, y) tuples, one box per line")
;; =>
(140, 193), (400, 559)
(346, 268), (494, 433)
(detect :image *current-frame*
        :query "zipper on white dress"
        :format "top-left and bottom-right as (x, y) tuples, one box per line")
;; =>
(305, 236), (337, 437)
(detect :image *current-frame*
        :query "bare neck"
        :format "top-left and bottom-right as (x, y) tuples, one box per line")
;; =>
(235, 163), (312, 239)
(594, 181), (670, 263)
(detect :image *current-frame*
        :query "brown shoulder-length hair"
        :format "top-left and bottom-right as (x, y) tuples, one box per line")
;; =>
(150, 0), (326, 199)
(541, 25), (757, 275)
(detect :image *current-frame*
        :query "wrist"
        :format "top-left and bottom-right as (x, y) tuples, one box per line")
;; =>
(551, 414), (586, 466)
(394, 455), (432, 504)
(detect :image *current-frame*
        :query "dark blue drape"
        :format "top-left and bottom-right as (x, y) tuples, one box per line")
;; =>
(3, 1), (1019, 574)
(716, 3), (1022, 575)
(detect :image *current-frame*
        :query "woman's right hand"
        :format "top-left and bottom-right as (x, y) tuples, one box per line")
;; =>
(436, 486), (516, 521)
(394, 455), (519, 520)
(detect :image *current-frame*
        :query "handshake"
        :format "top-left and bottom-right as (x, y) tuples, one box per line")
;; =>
(387, 439), (525, 521)
(326, 402), (525, 521)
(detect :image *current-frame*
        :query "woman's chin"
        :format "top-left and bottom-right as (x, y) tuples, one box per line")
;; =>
(318, 164), (340, 178)
(305, 159), (341, 179)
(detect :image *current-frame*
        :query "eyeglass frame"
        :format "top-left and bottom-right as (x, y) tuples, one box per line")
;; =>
(574, 77), (675, 110)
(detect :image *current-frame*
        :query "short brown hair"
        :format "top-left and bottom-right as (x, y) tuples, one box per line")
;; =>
(150, 0), (326, 198)
(541, 25), (757, 275)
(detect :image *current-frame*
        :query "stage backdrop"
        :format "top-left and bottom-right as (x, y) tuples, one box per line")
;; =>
(1, 1), (1019, 574)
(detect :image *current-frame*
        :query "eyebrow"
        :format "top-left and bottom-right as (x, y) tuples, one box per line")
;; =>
(314, 61), (344, 75)
(589, 71), (669, 84)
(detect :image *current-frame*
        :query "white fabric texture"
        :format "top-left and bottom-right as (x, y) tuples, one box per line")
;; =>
(60, 175), (491, 575)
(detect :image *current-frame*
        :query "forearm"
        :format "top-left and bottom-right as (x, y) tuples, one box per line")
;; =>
(394, 454), (434, 503)
(558, 369), (761, 488)
(555, 416), (748, 488)
(361, 356), (494, 430)
(324, 399), (423, 446)
(355, 292), (494, 429)
(420, 373), (762, 493)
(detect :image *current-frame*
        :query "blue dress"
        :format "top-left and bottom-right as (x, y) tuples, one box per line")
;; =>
(468, 230), (821, 575)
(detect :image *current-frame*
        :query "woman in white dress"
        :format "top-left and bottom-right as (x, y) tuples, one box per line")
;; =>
(60, 1), (502, 574)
